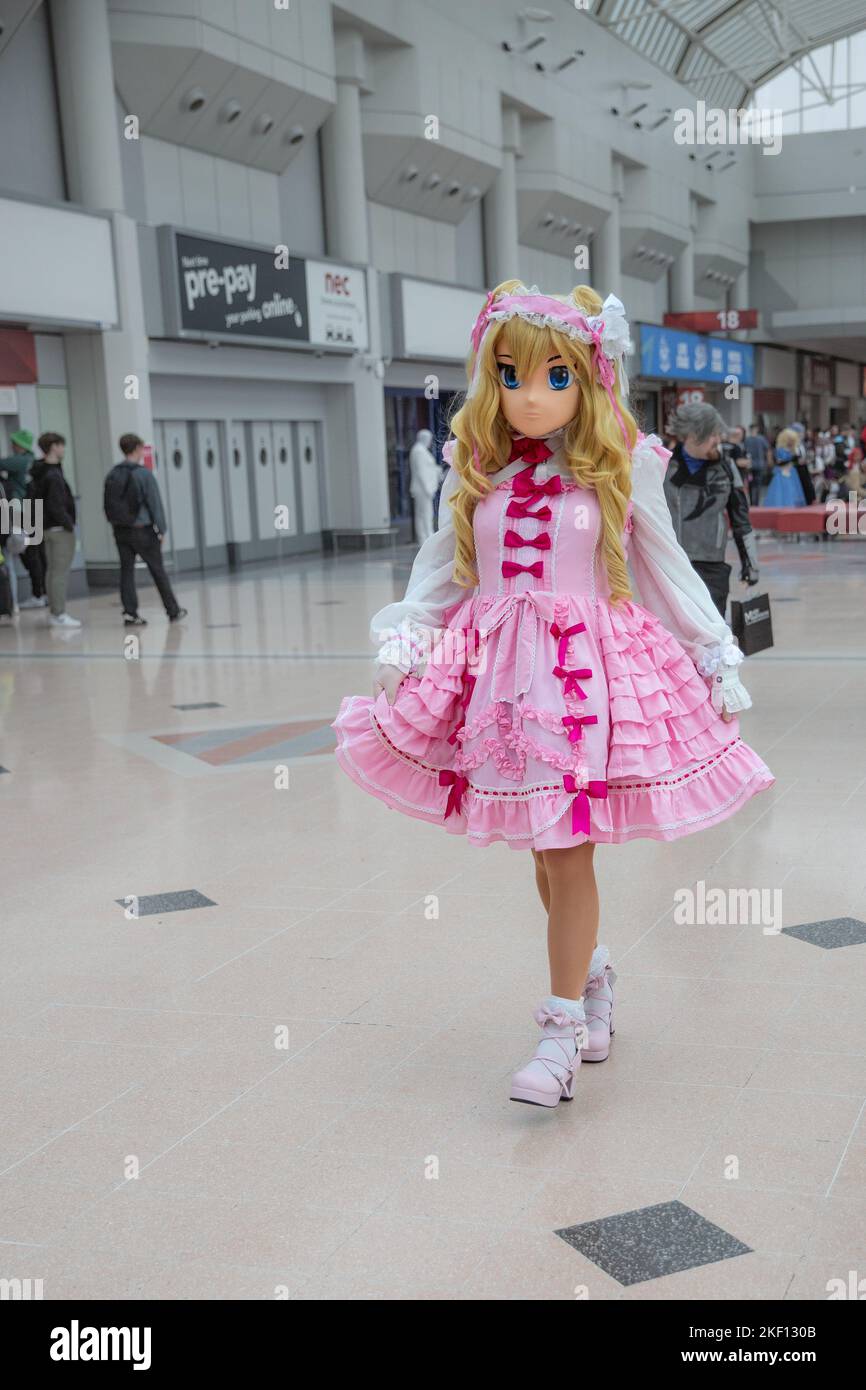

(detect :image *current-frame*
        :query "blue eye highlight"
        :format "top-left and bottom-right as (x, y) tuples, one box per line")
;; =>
(498, 364), (521, 389)
(548, 365), (573, 390)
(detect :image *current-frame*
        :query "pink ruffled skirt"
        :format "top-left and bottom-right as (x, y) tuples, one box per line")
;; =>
(333, 591), (774, 850)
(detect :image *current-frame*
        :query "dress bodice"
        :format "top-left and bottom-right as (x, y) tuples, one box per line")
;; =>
(473, 462), (623, 601)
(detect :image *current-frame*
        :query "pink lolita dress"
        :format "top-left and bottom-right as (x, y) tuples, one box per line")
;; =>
(333, 430), (774, 850)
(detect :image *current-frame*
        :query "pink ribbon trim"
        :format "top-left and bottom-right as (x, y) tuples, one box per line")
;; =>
(549, 619), (587, 668)
(553, 665), (592, 699)
(562, 776), (608, 836)
(562, 713), (598, 743)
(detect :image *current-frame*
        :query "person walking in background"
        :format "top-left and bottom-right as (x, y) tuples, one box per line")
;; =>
(103, 433), (186, 627)
(29, 432), (80, 629)
(408, 428), (441, 544)
(744, 422), (770, 505)
(789, 421), (816, 504)
(0, 427), (43, 610)
(666, 402), (759, 618)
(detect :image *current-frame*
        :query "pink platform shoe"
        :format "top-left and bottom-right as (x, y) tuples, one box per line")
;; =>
(581, 945), (617, 1063)
(510, 998), (588, 1108)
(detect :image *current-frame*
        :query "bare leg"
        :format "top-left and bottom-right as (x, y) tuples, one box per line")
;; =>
(531, 848), (550, 914)
(540, 843), (599, 999)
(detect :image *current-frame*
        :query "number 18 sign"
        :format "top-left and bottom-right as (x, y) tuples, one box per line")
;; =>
(664, 309), (758, 333)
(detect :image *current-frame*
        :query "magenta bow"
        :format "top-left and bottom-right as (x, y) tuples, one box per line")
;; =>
(503, 529), (551, 550)
(549, 619), (587, 668)
(553, 665), (592, 698)
(508, 437), (553, 465)
(439, 769), (469, 818)
(562, 776), (608, 836)
(562, 713), (598, 743)
(502, 559), (544, 579)
(446, 671), (478, 745)
(506, 498), (552, 521)
(512, 470), (563, 498)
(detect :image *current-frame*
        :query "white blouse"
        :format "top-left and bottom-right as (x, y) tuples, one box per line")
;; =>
(372, 432), (751, 709)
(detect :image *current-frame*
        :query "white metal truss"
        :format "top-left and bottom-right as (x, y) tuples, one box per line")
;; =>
(589, 0), (866, 110)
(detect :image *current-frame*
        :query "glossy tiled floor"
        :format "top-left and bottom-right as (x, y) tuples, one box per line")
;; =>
(1, 535), (865, 1301)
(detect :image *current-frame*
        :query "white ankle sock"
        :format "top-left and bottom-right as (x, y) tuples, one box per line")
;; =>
(542, 993), (586, 1021)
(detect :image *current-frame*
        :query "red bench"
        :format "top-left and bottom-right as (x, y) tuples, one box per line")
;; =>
(749, 504), (838, 535)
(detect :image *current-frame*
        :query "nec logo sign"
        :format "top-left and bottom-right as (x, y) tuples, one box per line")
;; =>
(324, 272), (351, 295)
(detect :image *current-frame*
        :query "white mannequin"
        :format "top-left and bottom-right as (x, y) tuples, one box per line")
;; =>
(408, 428), (440, 544)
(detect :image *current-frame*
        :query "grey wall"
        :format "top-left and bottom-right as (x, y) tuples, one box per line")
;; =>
(0, 3), (66, 201)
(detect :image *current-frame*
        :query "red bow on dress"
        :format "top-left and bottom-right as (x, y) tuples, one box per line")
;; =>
(562, 776), (608, 836)
(502, 559), (544, 579)
(511, 468), (562, 497)
(503, 529), (551, 550)
(439, 769), (468, 818)
(508, 437), (553, 465)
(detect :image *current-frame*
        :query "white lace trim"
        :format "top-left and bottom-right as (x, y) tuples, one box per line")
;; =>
(696, 640), (745, 676)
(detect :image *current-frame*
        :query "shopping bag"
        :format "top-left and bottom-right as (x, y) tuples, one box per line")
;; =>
(730, 592), (774, 655)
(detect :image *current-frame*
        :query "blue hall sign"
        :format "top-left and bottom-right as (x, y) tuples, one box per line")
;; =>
(638, 323), (755, 386)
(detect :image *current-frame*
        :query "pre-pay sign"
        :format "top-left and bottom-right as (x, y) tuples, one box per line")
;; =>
(183, 260), (257, 310)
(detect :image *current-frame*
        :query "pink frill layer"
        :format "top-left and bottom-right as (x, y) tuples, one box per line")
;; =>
(333, 694), (774, 850)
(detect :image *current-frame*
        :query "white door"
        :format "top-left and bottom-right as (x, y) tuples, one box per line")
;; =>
(271, 420), (298, 537)
(296, 421), (322, 534)
(251, 420), (277, 542)
(194, 420), (226, 553)
(158, 420), (197, 555)
(225, 421), (253, 544)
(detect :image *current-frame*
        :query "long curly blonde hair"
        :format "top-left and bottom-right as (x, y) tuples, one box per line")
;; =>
(446, 281), (637, 603)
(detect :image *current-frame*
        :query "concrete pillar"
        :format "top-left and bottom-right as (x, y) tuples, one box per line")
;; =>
(593, 196), (621, 296)
(669, 239), (695, 313)
(320, 30), (369, 265)
(50, 0), (153, 578)
(483, 107), (520, 287)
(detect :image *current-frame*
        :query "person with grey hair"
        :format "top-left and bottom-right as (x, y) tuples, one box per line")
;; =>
(665, 401), (759, 617)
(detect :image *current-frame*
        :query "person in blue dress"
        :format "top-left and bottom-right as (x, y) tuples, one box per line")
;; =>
(765, 428), (807, 506)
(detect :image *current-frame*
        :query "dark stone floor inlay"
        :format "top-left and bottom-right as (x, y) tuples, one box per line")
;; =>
(556, 1200), (752, 1286)
(115, 890), (217, 916)
(783, 917), (866, 949)
(172, 702), (225, 710)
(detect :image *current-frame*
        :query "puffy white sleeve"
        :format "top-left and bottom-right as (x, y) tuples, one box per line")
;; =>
(370, 450), (471, 674)
(628, 433), (752, 713)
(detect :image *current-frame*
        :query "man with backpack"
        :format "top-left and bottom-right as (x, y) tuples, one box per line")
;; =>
(104, 434), (186, 626)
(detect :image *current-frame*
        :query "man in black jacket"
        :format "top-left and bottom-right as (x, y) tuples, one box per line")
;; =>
(30, 433), (81, 628)
(103, 434), (186, 626)
(665, 403), (759, 618)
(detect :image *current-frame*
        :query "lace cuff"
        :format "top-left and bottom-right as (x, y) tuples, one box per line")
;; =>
(376, 621), (433, 676)
(695, 638), (744, 678)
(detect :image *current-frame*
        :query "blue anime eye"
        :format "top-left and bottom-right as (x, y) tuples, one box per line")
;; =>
(548, 365), (573, 390)
(498, 364), (520, 389)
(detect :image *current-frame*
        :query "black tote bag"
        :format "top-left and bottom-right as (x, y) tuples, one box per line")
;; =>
(730, 592), (774, 655)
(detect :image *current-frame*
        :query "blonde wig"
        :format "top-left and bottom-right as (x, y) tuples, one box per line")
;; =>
(446, 281), (638, 603)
